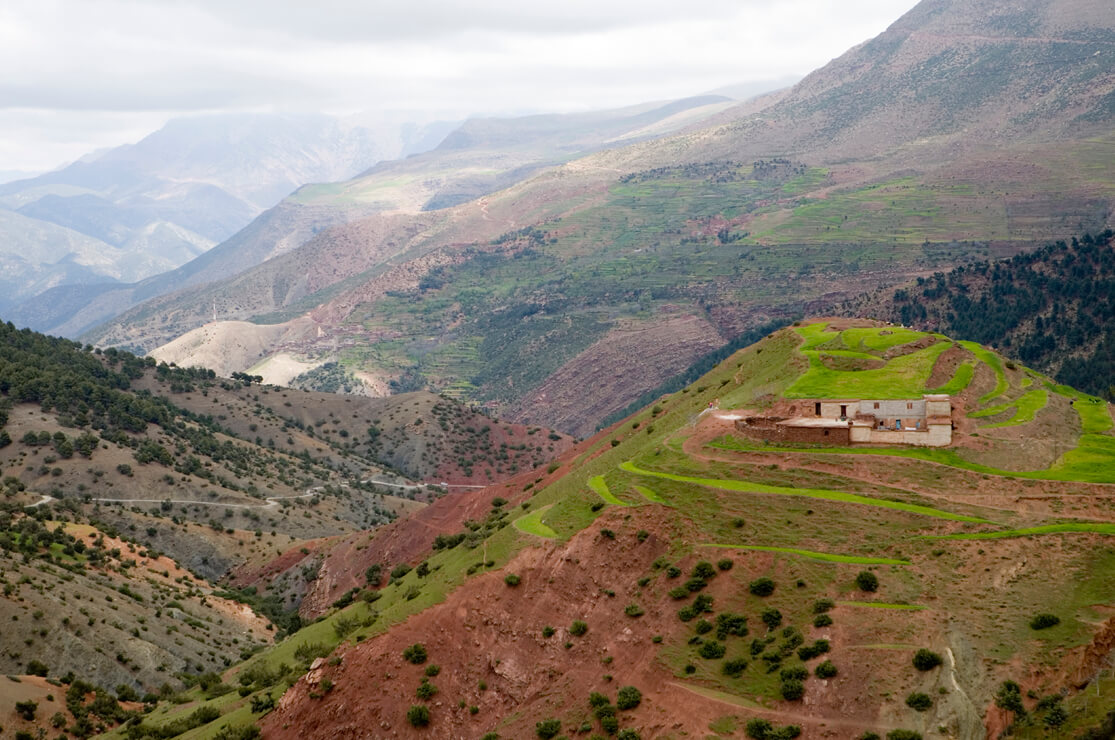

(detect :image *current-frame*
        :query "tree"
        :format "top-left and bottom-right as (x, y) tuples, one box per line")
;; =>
(855, 571), (878, 592)
(616, 685), (642, 710)
(912, 649), (942, 671)
(749, 577), (775, 596)
(535, 718), (561, 739)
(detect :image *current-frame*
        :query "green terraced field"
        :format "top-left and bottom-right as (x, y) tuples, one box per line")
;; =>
(973, 389), (1049, 427)
(588, 475), (627, 506)
(513, 506), (559, 538)
(619, 460), (989, 522)
(700, 543), (910, 565)
(928, 523), (1115, 540)
(958, 340), (1008, 403)
(633, 485), (666, 503)
(929, 362), (975, 394)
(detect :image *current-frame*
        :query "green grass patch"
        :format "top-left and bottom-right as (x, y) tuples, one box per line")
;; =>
(974, 389), (1048, 428)
(958, 340), (1008, 403)
(700, 543), (910, 565)
(786, 332), (952, 399)
(588, 475), (628, 506)
(928, 523), (1115, 540)
(633, 485), (666, 503)
(619, 460), (989, 523)
(837, 601), (926, 610)
(512, 506), (558, 539)
(929, 362), (974, 394)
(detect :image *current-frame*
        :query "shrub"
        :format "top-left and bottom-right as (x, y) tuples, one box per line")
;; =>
(761, 608), (783, 631)
(666, 565), (682, 578)
(1030, 613), (1060, 630)
(717, 558), (734, 571)
(416, 680), (438, 700)
(797, 640), (830, 661)
(668, 587), (690, 600)
(912, 649), (942, 671)
(26, 660), (48, 677)
(616, 685), (642, 710)
(716, 612), (749, 639)
(569, 620), (588, 637)
(624, 604), (645, 618)
(14, 700), (37, 720)
(746, 719), (774, 739)
(588, 692), (610, 708)
(855, 571), (878, 592)
(504, 573), (521, 587)
(994, 680), (1025, 715)
(749, 577), (775, 596)
(780, 679), (805, 701)
(600, 529), (616, 539)
(542, 626), (555, 638)
(406, 705), (430, 727)
(425, 664), (440, 677)
(813, 614), (833, 628)
(600, 716), (620, 734)
(617, 730), (641, 740)
(812, 599), (835, 614)
(402, 643), (428, 664)
(723, 657), (748, 677)
(780, 666), (808, 681)
(684, 577), (708, 592)
(859, 734), (881, 740)
(906, 693), (932, 711)
(481, 733), (500, 740)
(536, 718), (562, 739)
(691, 561), (716, 579)
(886, 731), (922, 740)
(699, 640), (727, 659)
(815, 660), (837, 679)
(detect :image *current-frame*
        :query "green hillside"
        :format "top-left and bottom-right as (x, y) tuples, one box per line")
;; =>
(110, 319), (1115, 740)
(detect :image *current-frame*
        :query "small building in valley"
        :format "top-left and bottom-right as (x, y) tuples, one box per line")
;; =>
(735, 394), (952, 447)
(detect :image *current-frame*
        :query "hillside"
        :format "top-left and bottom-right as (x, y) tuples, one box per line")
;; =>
(847, 228), (1115, 401)
(83, 0), (1115, 437)
(0, 323), (571, 699)
(93, 318), (1115, 740)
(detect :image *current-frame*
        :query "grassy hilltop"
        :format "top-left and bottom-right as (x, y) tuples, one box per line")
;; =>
(87, 318), (1115, 740)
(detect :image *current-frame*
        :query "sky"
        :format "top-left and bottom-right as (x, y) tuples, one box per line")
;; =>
(0, 0), (921, 175)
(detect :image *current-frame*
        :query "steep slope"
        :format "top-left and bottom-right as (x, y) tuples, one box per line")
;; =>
(88, 0), (1115, 436)
(847, 228), (1115, 401)
(0, 112), (450, 321)
(116, 318), (1115, 740)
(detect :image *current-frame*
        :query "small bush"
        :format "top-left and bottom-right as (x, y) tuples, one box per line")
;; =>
(616, 685), (642, 710)
(886, 731), (922, 740)
(406, 704), (430, 727)
(416, 681), (438, 700)
(723, 657), (748, 677)
(815, 660), (837, 679)
(746, 719), (774, 739)
(617, 730), (641, 740)
(536, 718), (562, 739)
(780, 679), (805, 701)
(588, 692), (610, 708)
(402, 643), (428, 664)
(717, 558), (734, 571)
(668, 587), (690, 600)
(504, 573), (521, 587)
(797, 640), (830, 661)
(425, 664), (440, 677)
(813, 614), (833, 628)
(812, 599), (835, 614)
(1030, 613), (1060, 630)
(694, 619), (713, 635)
(569, 620), (588, 637)
(855, 571), (878, 592)
(542, 626), (555, 638)
(761, 608), (783, 631)
(716, 612), (749, 639)
(666, 565), (682, 578)
(692, 561), (716, 579)
(906, 693), (932, 711)
(699, 640), (727, 659)
(912, 649), (943, 671)
(624, 604), (645, 618)
(749, 577), (775, 596)
(780, 667), (808, 681)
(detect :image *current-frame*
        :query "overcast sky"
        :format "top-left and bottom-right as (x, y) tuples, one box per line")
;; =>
(1, 0), (920, 174)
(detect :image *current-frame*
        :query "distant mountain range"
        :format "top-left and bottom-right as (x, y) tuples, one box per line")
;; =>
(66, 0), (1115, 437)
(0, 112), (455, 314)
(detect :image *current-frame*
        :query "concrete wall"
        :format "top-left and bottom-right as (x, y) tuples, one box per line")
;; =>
(859, 399), (926, 417)
(864, 423), (951, 447)
(926, 397), (951, 417)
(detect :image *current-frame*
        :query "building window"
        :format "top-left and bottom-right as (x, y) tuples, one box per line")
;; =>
(873, 402), (880, 409)
(907, 402), (913, 410)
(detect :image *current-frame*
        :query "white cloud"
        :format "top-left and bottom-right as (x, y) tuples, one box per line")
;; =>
(0, 0), (920, 170)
